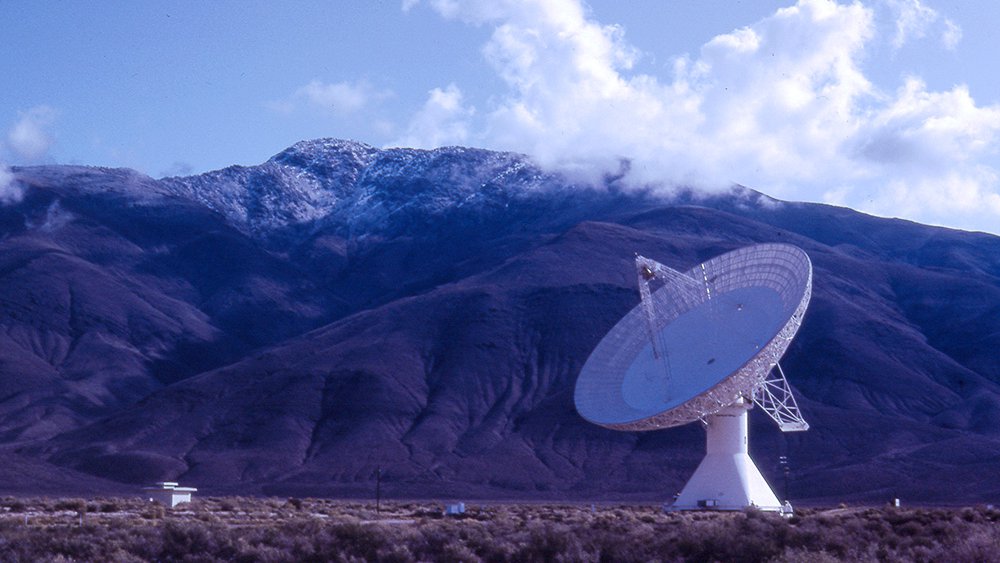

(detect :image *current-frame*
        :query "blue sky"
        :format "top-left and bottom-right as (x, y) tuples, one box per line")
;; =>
(2, 0), (999, 234)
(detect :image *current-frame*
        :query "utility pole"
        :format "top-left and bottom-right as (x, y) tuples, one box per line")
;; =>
(779, 455), (790, 501)
(376, 467), (382, 517)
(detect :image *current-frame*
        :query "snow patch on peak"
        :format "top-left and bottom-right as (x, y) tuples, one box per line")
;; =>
(159, 139), (554, 238)
(270, 139), (378, 171)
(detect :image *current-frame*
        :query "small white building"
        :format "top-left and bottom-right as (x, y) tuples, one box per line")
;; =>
(143, 482), (197, 508)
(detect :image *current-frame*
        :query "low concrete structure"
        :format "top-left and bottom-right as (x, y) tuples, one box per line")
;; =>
(143, 482), (197, 508)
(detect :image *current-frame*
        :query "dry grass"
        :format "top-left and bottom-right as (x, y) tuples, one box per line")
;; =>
(2, 497), (1000, 561)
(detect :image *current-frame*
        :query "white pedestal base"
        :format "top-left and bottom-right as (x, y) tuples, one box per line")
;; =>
(669, 400), (783, 512)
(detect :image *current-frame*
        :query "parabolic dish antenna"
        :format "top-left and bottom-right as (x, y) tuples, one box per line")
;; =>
(575, 243), (812, 512)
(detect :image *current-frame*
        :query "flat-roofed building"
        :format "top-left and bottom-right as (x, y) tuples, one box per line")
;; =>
(143, 482), (197, 508)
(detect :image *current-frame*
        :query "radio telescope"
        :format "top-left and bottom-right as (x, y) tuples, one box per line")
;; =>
(574, 243), (811, 512)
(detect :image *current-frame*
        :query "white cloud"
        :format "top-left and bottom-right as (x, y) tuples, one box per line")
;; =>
(6, 105), (57, 161)
(272, 79), (389, 116)
(887, 0), (939, 49)
(391, 84), (474, 149)
(884, 0), (962, 51)
(413, 0), (877, 187)
(298, 80), (370, 114)
(0, 164), (24, 205)
(160, 161), (194, 178)
(842, 77), (1000, 222)
(855, 78), (1000, 170)
(36, 200), (74, 231)
(405, 0), (1000, 234)
(941, 18), (962, 50)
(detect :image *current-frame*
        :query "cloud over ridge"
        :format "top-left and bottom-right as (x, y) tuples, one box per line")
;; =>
(6, 105), (57, 162)
(401, 0), (1000, 233)
(0, 164), (24, 205)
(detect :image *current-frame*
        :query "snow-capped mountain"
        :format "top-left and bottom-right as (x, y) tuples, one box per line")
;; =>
(1, 139), (999, 502)
(159, 139), (554, 239)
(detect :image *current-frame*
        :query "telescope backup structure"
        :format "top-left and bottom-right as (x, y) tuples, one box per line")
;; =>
(574, 243), (811, 511)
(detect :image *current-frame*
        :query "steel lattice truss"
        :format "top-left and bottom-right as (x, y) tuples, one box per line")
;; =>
(753, 363), (809, 431)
